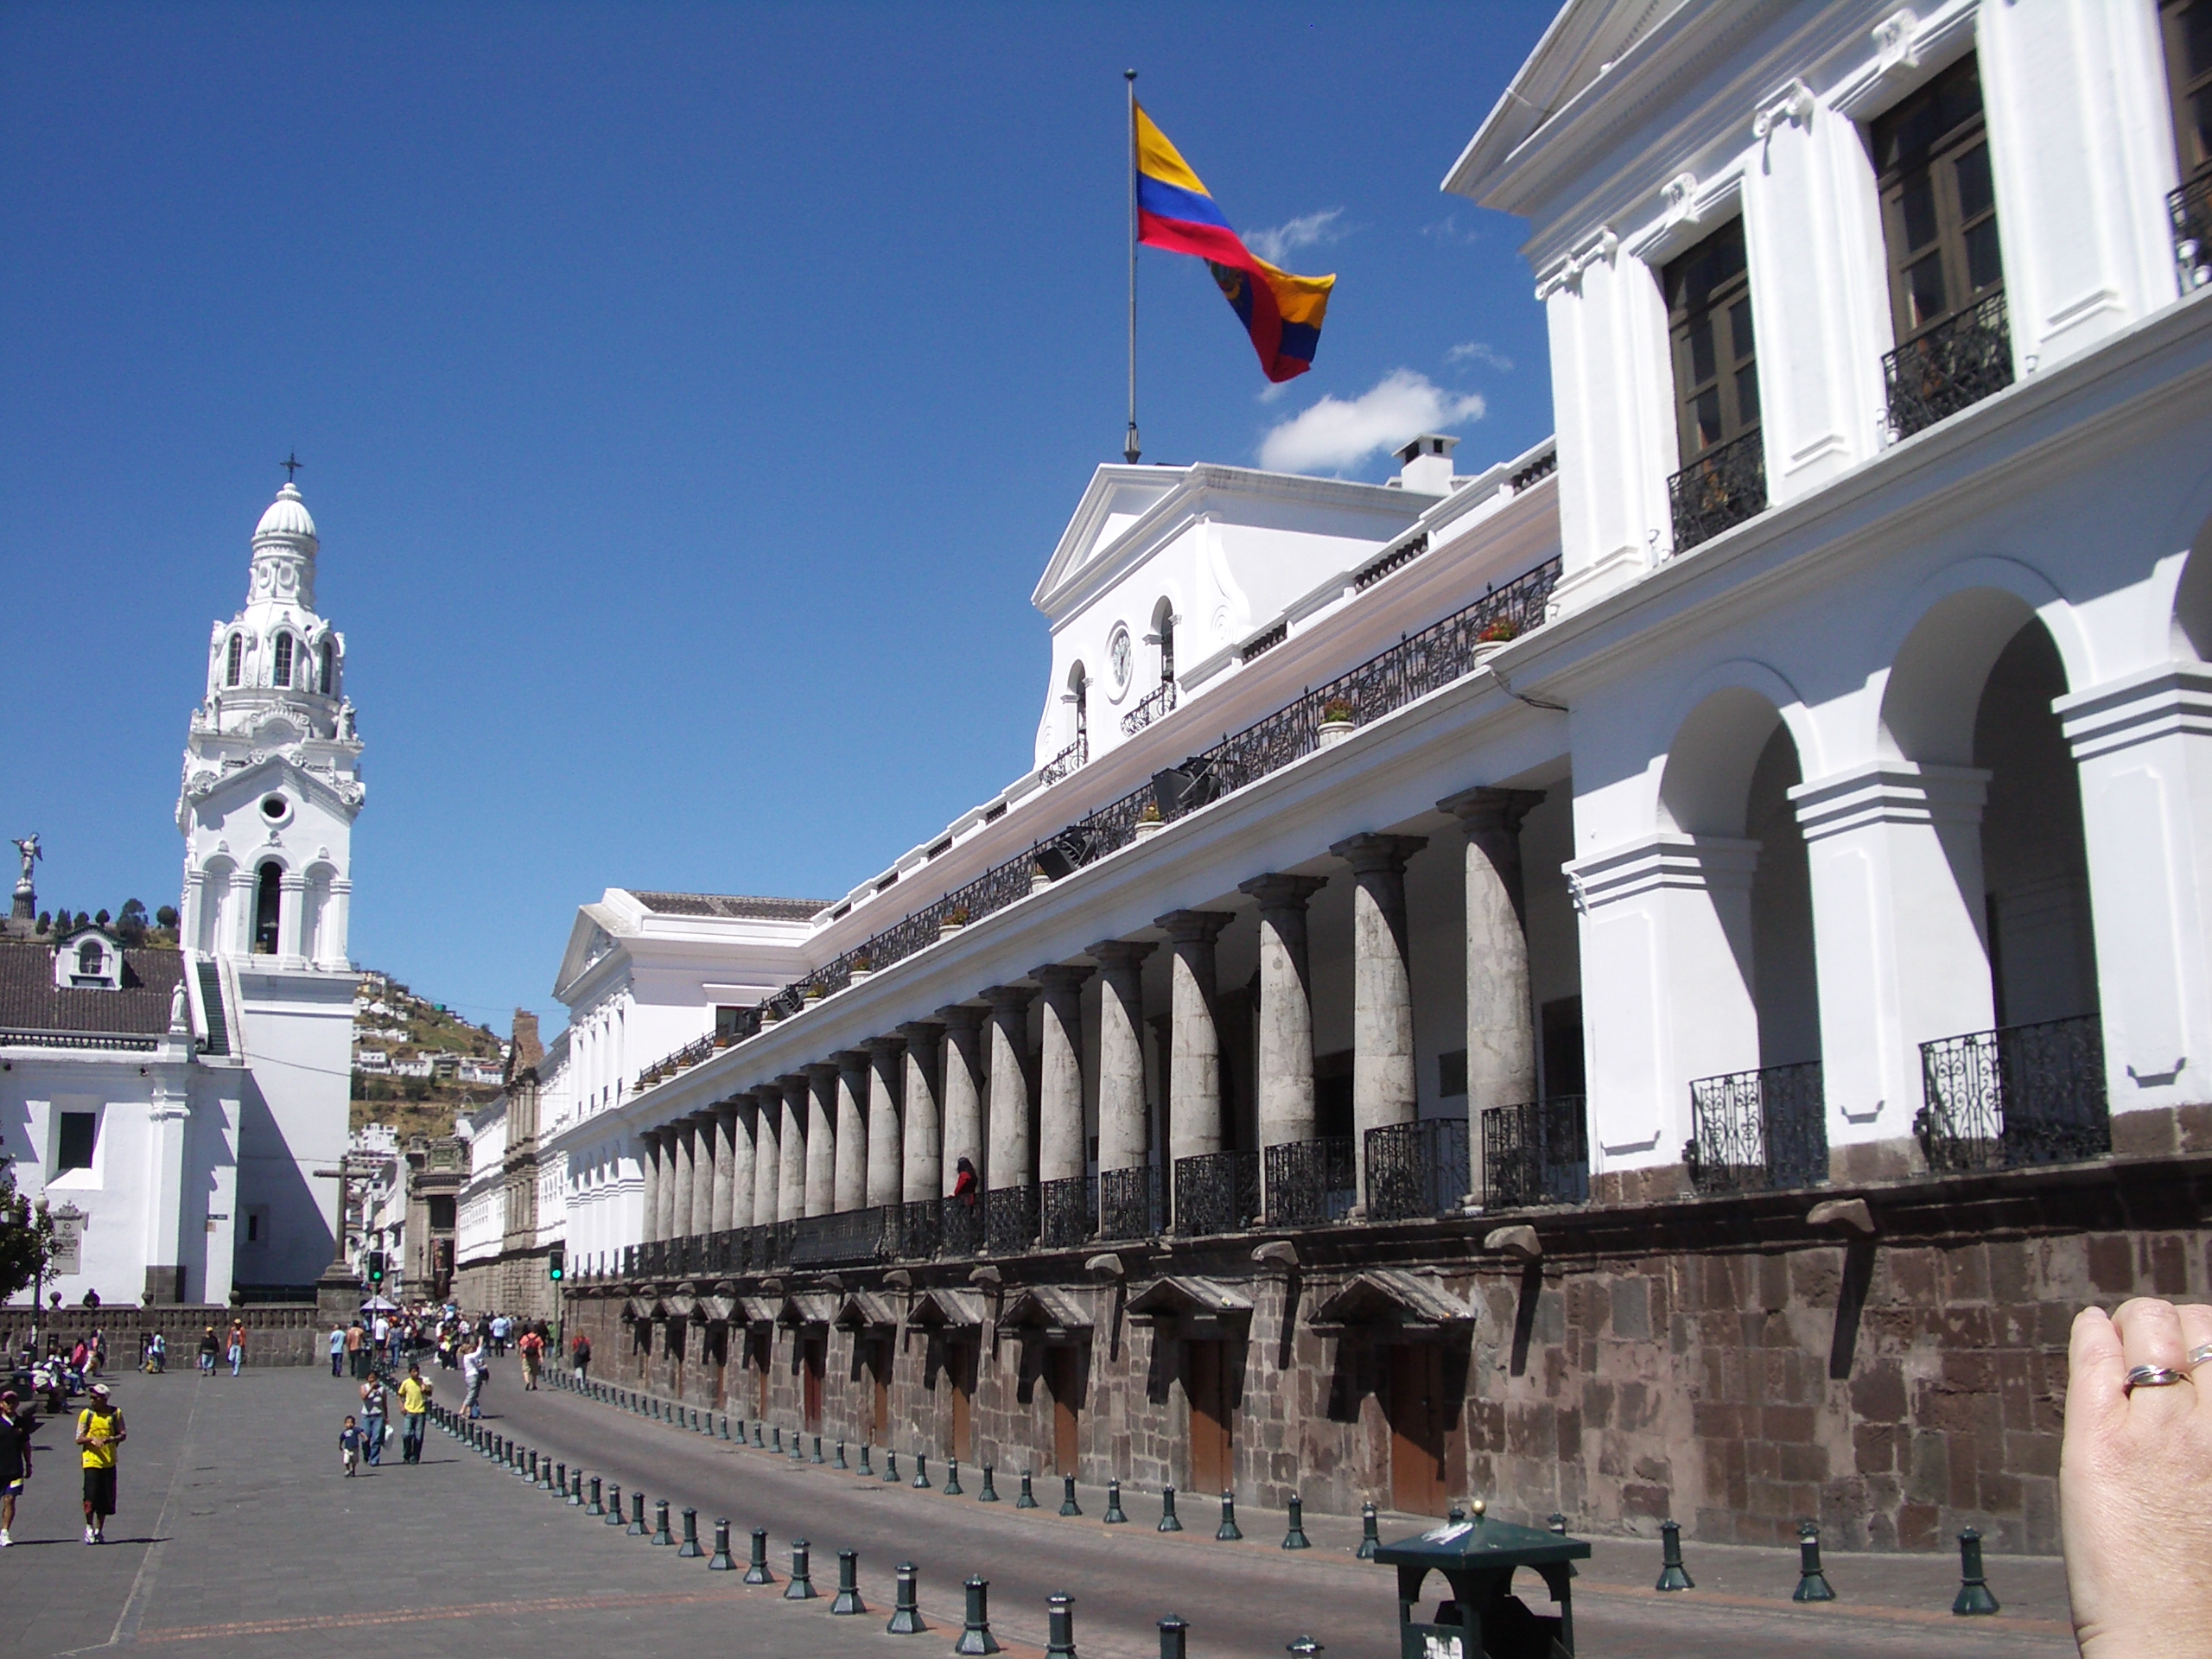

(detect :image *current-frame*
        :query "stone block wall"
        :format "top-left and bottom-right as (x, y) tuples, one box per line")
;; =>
(1, 1302), (325, 1368)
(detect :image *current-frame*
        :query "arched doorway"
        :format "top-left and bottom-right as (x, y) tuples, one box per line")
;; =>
(253, 863), (283, 956)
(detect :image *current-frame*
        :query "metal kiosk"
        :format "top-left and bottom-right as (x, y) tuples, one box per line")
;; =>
(1372, 1501), (1590, 1659)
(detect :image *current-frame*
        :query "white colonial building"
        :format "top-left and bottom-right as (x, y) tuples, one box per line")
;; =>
(2, 480), (365, 1305)
(535, 0), (2209, 1555)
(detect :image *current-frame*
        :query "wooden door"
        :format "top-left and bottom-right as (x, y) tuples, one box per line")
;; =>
(753, 1336), (769, 1420)
(948, 1342), (974, 1461)
(802, 1334), (825, 1431)
(1186, 1340), (1233, 1494)
(871, 1338), (891, 1441)
(1047, 1346), (1083, 1474)
(1388, 1344), (1450, 1516)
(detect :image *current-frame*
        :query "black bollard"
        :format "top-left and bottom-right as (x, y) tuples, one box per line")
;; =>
(743, 1526), (774, 1586)
(1046, 1593), (1077, 1659)
(753, 1421), (765, 1447)
(913, 1452), (931, 1489)
(788, 1429), (804, 1464)
(830, 1548), (867, 1615)
(887, 1561), (927, 1634)
(708, 1519), (736, 1572)
(944, 1458), (963, 1496)
(627, 1491), (648, 1536)
(859, 1443), (874, 1477)
(651, 1498), (675, 1547)
(606, 1483), (626, 1526)
(553, 1460), (567, 1497)
(954, 1575), (1001, 1656)
(1548, 1514), (1568, 1535)
(1357, 1501), (1379, 1560)
(812, 1434), (826, 1465)
(1217, 1491), (1242, 1541)
(567, 1465), (582, 1504)
(1059, 1473), (1082, 1516)
(1655, 1519), (1693, 1590)
(1282, 1495), (1311, 1550)
(588, 1476), (606, 1516)
(539, 1456), (555, 1492)
(1016, 1470), (1039, 1510)
(1953, 1528), (1999, 1616)
(772, 1426), (784, 1453)
(1159, 1485), (1184, 1533)
(884, 1449), (901, 1484)
(1791, 1522), (1834, 1602)
(1158, 1615), (1189, 1659)
(977, 1464), (1000, 1503)
(784, 1539), (817, 1600)
(720, 1414), (731, 1440)
(1103, 1479), (1128, 1524)
(835, 1440), (849, 1470)
(677, 1506), (703, 1558)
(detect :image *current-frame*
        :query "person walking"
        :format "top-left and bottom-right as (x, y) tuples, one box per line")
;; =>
(345, 1319), (365, 1379)
(359, 1372), (388, 1467)
(0, 1389), (33, 1548)
(327, 1323), (346, 1378)
(226, 1319), (245, 1377)
(197, 1325), (218, 1376)
(518, 1325), (543, 1391)
(571, 1332), (591, 1384)
(461, 1340), (488, 1420)
(396, 1363), (431, 1465)
(75, 1382), (124, 1545)
(339, 1414), (362, 1478)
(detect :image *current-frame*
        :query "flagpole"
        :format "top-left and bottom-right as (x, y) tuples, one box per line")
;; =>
(1123, 68), (1141, 464)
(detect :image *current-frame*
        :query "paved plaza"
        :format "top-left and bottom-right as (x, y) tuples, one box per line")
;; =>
(0, 1361), (2082, 1656)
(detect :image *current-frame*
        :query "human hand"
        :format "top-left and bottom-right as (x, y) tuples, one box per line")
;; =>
(2061, 1299), (2212, 1658)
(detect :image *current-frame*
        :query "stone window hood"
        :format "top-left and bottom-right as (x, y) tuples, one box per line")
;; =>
(1308, 1269), (1473, 1341)
(832, 1290), (900, 1332)
(1001, 1286), (1092, 1343)
(736, 1295), (781, 1327)
(1127, 1275), (1255, 1341)
(620, 1294), (662, 1323)
(698, 1293), (738, 1324)
(906, 1287), (987, 1332)
(775, 1293), (836, 1329)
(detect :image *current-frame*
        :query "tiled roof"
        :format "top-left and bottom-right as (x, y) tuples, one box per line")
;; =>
(0, 941), (185, 1038)
(629, 892), (829, 922)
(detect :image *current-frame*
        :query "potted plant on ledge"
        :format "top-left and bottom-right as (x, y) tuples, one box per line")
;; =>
(938, 905), (970, 942)
(1475, 617), (1520, 664)
(1318, 696), (1357, 748)
(1134, 801), (1166, 842)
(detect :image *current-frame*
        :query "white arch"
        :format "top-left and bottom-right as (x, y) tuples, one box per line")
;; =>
(1649, 658), (1815, 836)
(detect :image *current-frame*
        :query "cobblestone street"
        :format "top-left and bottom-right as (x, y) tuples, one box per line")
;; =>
(0, 1362), (2084, 1657)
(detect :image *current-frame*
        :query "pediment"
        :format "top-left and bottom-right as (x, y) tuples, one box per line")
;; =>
(907, 1287), (986, 1330)
(185, 751), (362, 817)
(1309, 1269), (1474, 1336)
(832, 1291), (900, 1331)
(1001, 1286), (1090, 1333)
(554, 908), (627, 1000)
(1032, 465), (1185, 612)
(775, 1293), (836, 1328)
(1126, 1276), (1254, 1321)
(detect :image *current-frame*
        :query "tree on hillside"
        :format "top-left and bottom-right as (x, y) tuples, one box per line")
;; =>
(156, 905), (178, 930)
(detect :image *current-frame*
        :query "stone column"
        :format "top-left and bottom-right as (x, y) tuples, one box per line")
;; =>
(1088, 941), (1155, 1173)
(777, 1075), (810, 1223)
(691, 1111), (716, 1236)
(724, 1096), (755, 1233)
(323, 876), (352, 967)
(141, 1077), (190, 1301)
(937, 1006), (987, 1194)
(983, 984), (1036, 1192)
(804, 1063), (840, 1217)
(830, 1052), (870, 1211)
(866, 1036), (906, 1207)
(655, 1125), (681, 1244)
(898, 1021), (944, 1203)
(669, 1118), (696, 1240)
(1239, 874), (1328, 1151)
(637, 1129), (663, 1246)
(1033, 964), (1095, 1183)
(750, 1088), (782, 1229)
(1440, 788), (1546, 1130)
(277, 870), (308, 960)
(229, 868), (257, 956)
(1157, 911), (1232, 1175)
(1330, 833), (1427, 1207)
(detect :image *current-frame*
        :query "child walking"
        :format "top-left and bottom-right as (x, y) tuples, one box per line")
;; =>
(339, 1414), (362, 1477)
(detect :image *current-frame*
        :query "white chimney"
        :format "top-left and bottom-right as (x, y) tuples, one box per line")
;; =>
(1395, 433), (1459, 494)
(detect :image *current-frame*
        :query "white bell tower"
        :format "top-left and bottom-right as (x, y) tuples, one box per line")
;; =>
(177, 474), (365, 967)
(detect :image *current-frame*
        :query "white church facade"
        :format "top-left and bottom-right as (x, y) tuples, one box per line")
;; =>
(1, 480), (363, 1306)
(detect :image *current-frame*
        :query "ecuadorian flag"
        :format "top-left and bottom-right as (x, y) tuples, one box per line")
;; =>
(1135, 105), (1334, 384)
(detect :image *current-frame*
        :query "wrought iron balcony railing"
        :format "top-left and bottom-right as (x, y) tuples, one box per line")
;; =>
(788, 1207), (898, 1268)
(1479, 1096), (1590, 1208)
(1173, 1150), (1262, 1237)
(1121, 680), (1179, 736)
(1685, 1064), (1827, 1194)
(1039, 735), (1088, 786)
(1096, 1165), (1163, 1242)
(2171, 175), (2212, 293)
(984, 1185), (1039, 1255)
(1916, 1014), (2109, 1173)
(1363, 1116), (1471, 1223)
(1883, 290), (2013, 442)
(1262, 1136), (1357, 1228)
(936, 1194), (984, 1260)
(1667, 429), (1767, 555)
(1039, 1174), (1096, 1249)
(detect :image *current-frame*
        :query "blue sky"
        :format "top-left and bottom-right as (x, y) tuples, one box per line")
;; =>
(0, 1), (1558, 1036)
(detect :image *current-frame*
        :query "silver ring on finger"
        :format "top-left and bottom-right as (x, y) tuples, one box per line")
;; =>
(2125, 1363), (2192, 1393)
(2189, 1343), (2212, 1369)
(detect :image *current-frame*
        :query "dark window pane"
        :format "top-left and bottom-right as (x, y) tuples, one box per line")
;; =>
(1694, 388), (1723, 450)
(1899, 171), (1940, 251)
(1728, 296), (1756, 362)
(1938, 57), (1985, 130)
(1736, 364), (1761, 427)
(2191, 86), (2212, 171)
(1955, 143), (1994, 219)
(1906, 251), (1948, 330)
(58, 1111), (97, 1173)
(2185, 0), (2212, 78)
(1688, 315), (1717, 384)
(1964, 218), (2004, 294)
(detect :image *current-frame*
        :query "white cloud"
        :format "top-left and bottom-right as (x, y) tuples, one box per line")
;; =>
(1446, 340), (1514, 372)
(1421, 213), (1483, 245)
(1246, 207), (1344, 266)
(1257, 370), (1486, 475)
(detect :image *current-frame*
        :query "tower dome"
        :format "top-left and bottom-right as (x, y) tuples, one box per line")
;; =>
(253, 481), (318, 546)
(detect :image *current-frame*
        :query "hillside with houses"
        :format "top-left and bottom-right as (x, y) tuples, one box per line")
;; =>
(349, 969), (507, 1137)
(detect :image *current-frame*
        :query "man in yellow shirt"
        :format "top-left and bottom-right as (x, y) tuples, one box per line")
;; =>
(76, 1382), (125, 1545)
(396, 1363), (432, 1465)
